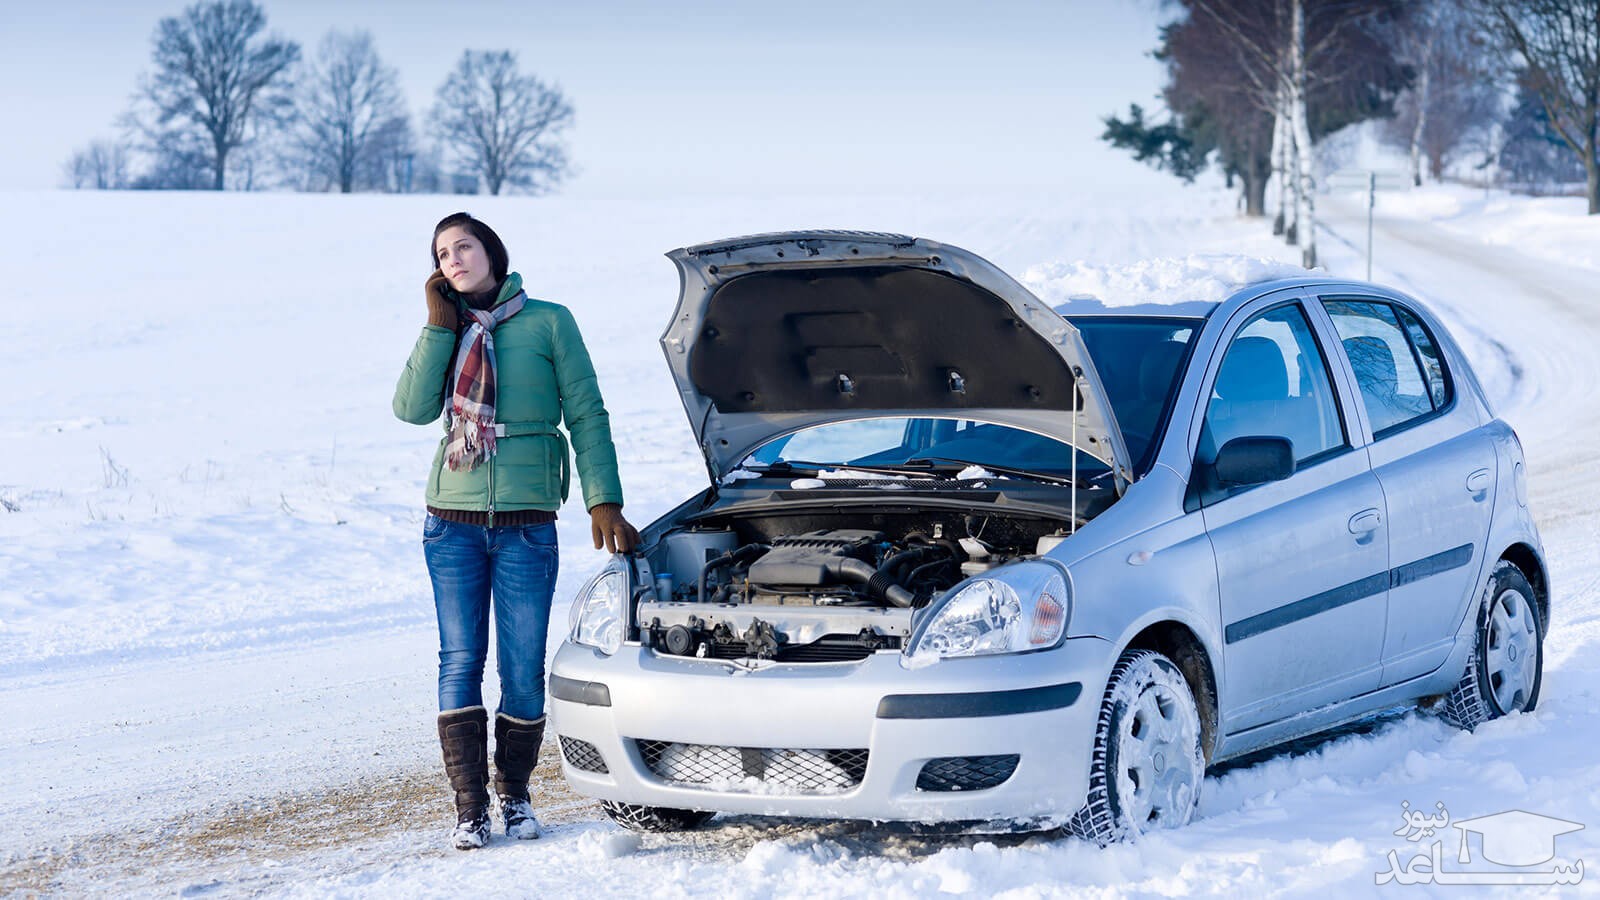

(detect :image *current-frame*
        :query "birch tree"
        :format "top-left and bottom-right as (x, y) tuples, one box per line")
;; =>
(1189, 0), (1401, 267)
(1385, 2), (1503, 186)
(1288, 0), (1320, 266)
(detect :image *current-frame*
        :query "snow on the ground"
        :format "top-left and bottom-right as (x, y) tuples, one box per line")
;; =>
(1025, 252), (1309, 312)
(1340, 180), (1600, 273)
(3, 177), (1599, 897)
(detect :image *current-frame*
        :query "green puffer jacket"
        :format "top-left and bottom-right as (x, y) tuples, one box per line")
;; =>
(392, 273), (624, 517)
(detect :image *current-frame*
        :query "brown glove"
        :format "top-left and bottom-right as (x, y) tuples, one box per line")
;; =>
(589, 503), (640, 554)
(425, 269), (457, 330)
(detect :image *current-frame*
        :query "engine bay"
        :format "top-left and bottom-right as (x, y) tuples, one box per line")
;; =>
(635, 509), (1071, 662)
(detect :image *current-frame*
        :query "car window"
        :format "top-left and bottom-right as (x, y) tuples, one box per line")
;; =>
(1069, 317), (1196, 470)
(746, 416), (1092, 476)
(1200, 303), (1346, 465)
(1395, 305), (1451, 409)
(1323, 300), (1441, 436)
(767, 418), (911, 463)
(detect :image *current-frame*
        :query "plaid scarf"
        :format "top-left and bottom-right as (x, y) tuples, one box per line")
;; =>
(444, 287), (528, 471)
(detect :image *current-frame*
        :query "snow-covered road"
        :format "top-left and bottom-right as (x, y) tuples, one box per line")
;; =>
(3, 185), (1597, 897)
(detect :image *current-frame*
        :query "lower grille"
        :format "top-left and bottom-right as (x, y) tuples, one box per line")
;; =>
(635, 740), (868, 794)
(559, 736), (609, 773)
(704, 637), (885, 663)
(915, 754), (1020, 792)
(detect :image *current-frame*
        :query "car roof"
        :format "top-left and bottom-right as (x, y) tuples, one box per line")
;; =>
(1055, 276), (1419, 322)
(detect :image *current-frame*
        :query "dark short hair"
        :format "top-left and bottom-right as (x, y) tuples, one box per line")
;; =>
(431, 212), (509, 282)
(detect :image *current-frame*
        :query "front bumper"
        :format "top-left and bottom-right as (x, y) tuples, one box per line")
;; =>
(548, 636), (1113, 823)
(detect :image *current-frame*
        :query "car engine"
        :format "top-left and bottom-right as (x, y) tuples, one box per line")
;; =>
(635, 513), (1067, 662)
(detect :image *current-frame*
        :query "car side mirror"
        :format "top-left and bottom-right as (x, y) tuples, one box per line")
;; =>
(1213, 436), (1295, 486)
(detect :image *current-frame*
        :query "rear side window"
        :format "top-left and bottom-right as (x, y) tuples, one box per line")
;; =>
(1395, 306), (1450, 409)
(1323, 300), (1446, 436)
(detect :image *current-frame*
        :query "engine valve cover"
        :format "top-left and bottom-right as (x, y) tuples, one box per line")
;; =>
(746, 529), (885, 587)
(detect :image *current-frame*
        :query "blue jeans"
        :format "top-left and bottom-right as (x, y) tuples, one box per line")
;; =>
(423, 515), (559, 721)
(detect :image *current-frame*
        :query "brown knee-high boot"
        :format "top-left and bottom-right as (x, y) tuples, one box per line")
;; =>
(493, 712), (546, 840)
(438, 706), (491, 850)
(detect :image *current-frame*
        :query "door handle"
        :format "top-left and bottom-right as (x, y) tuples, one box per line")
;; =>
(1348, 508), (1383, 535)
(1466, 468), (1492, 494)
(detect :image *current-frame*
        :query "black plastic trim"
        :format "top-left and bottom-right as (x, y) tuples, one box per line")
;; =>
(876, 682), (1081, 719)
(1225, 543), (1477, 643)
(1391, 543), (1475, 588)
(1225, 573), (1389, 644)
(550, 674), (612, 707)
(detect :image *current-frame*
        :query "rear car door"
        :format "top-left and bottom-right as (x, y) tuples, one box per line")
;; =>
(1198, 298), (1389, 734)
(1320, 296), (1497, 685)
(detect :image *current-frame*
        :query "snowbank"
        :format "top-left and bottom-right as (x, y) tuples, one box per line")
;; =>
(1024, 253), (1310, 317)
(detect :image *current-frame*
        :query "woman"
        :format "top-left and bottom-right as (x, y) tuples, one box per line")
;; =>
(393, 212), (639, 850)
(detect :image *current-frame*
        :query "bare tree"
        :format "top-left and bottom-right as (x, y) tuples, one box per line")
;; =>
(129, 0), (299, 191)
(1501, 77), (1591, 190)
(1162, 13), (1279, 217)
(129, 128), (214, 190)
(432, 50), (574, 195)
(293, 31), (411, 193)
(1472, 0), (1600, 213)
(367, 116), (424, 192)
(1385, 1), (1504, 185)
(64, 139), (131, 189)
(1188, 0), (1403, 267)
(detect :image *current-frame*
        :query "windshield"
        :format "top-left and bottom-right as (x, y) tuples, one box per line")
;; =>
(1068, 317), (1197, 468)
(741, 417), (1097, 479)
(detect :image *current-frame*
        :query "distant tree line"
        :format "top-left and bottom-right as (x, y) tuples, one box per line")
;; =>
(1103, 0), (1600, 254)
(64, 0), (574, 196)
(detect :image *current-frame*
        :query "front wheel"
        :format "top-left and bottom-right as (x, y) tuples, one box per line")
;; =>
(1065, 649), (1204, 844)
(1440, 561), (1543, 730)
(600, 800), (715, 833)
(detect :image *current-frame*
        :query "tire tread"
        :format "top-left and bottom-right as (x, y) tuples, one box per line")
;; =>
(600, 800), (714, 833)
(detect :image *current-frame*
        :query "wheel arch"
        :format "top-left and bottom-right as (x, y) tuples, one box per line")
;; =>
(1124, 620), (1220, 764)
(1499, 542), (1549, 629)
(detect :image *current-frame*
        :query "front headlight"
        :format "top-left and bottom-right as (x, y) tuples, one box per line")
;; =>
(568, 556), (628, 655)
(904, 561), (1070, 665)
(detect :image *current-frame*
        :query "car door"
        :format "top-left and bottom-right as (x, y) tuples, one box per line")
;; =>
(1320, 296), (1497, 685)
(1197, 299), (1389, 734)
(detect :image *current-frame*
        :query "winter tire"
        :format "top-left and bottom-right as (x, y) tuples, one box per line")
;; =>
(600, 800), (715, 833)
(1066, 649), (1204, 844)
(1440, 560), (1543, 731)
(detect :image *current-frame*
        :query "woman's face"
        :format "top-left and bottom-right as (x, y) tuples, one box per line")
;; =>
(434, 225), (497, 294)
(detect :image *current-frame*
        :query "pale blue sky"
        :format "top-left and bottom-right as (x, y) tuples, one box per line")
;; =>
(1, 1), (1175, 195)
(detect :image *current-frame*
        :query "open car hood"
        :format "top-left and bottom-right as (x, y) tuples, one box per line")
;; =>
(662, 231), (1131, 492)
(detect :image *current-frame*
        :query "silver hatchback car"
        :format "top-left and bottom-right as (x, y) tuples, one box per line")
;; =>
(551, 232), (1547, 842)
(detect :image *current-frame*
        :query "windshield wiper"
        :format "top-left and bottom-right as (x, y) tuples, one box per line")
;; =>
(892, 456), (1083, 487)
(737, 460), (956, 479)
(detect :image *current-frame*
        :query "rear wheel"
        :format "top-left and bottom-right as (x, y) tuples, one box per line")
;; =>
(1440, 561), (1543, 730)
(1066, 649), (1204, 844)
(600, 800), (715, 833)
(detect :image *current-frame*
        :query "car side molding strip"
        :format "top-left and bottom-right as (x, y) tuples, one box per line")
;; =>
(1391, 543), (1475, 588)
(1225, 543), (1476, 644)
(550, 674), (613, 707)
(876, 682), (1082, 719)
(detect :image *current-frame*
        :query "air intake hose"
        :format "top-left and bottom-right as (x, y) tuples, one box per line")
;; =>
(825, 557), (915, 608)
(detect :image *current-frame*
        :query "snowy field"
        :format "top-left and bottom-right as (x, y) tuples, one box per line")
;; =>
(3, 179), (1599, 897)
